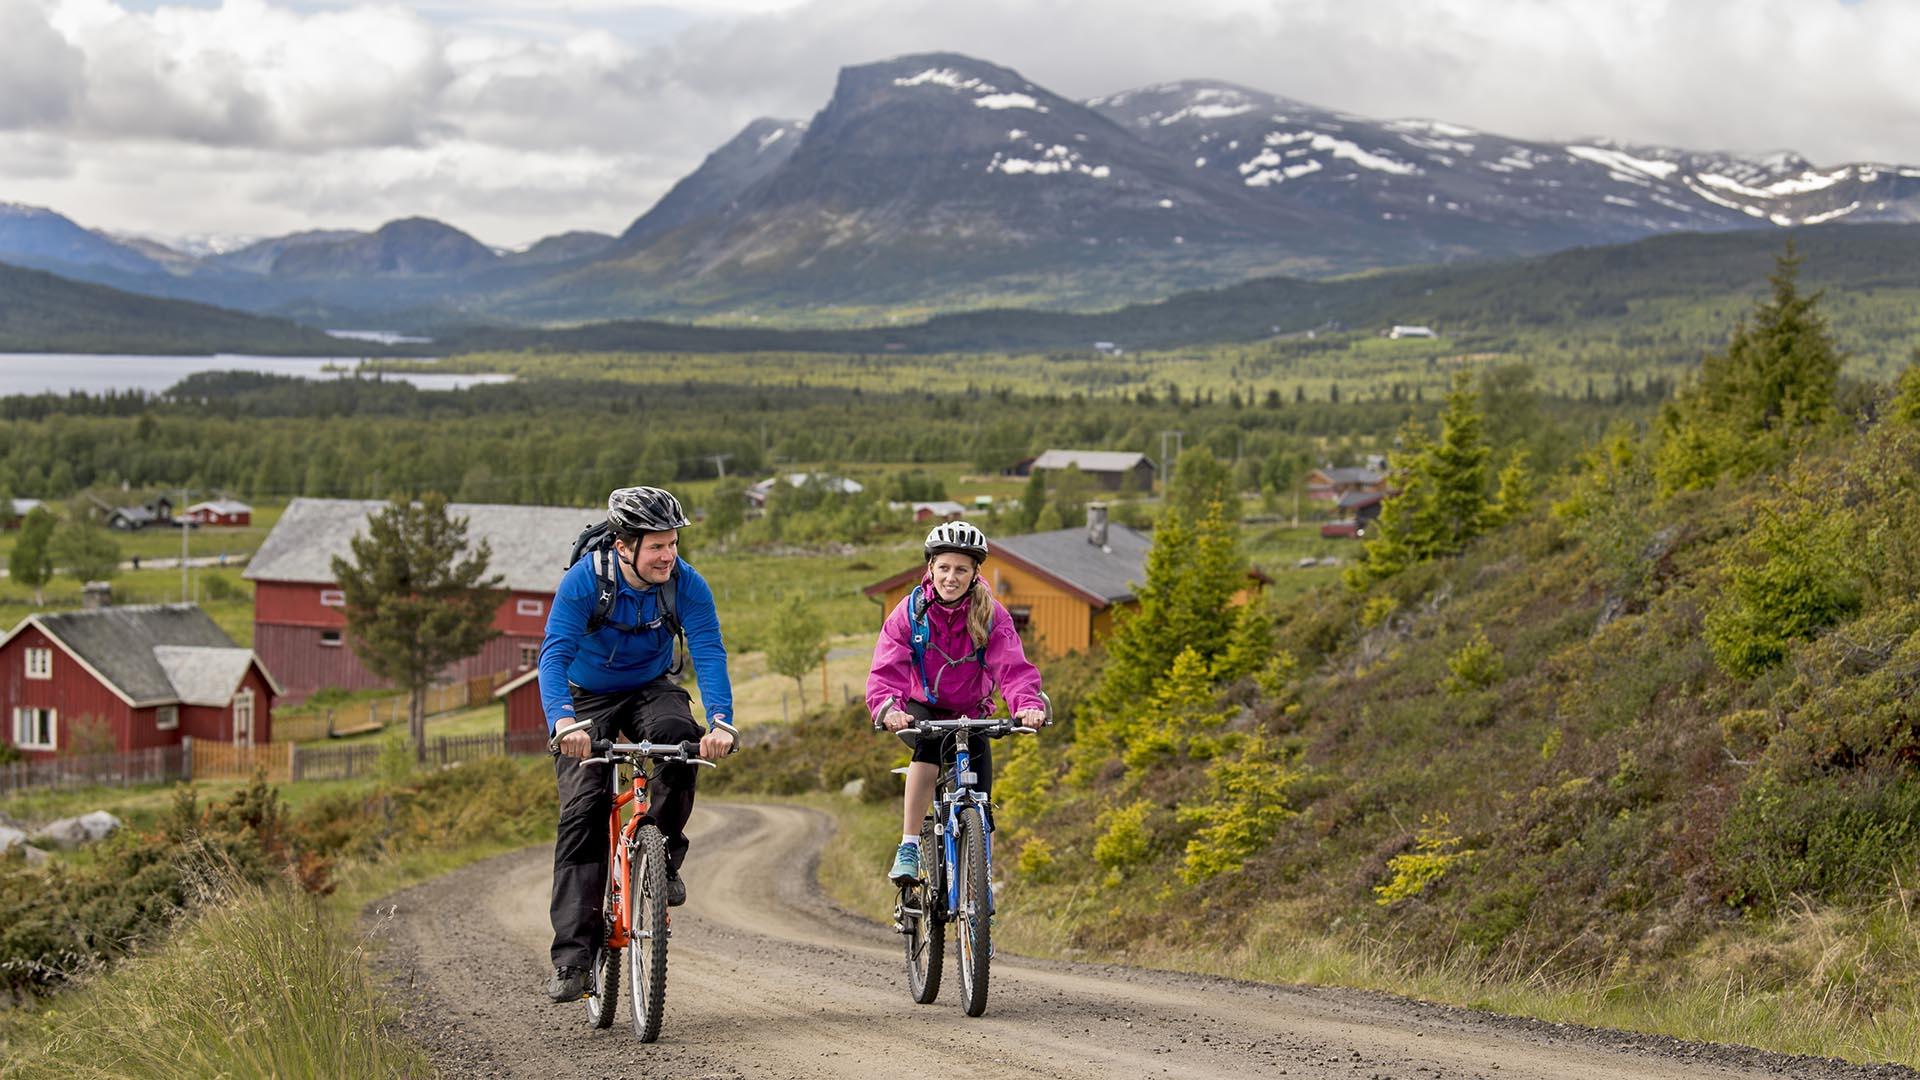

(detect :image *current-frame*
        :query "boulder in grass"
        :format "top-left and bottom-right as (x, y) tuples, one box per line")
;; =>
(0, 824), (27, 854)
(32, 811), (123, 850)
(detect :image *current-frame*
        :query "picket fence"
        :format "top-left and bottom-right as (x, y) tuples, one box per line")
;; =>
(0, 730), (549, 796)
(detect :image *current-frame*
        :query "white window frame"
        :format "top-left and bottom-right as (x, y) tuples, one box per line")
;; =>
(12, 707), (56, 751)
(319, 630), (343, 647)
(156, 705), (180, 731)
(319, 589), (346, 607)
(516, 598), (545, 617)
(232, 689), (255, 747)
(518, 642), (539, 670)
(25, 647), (52, 680)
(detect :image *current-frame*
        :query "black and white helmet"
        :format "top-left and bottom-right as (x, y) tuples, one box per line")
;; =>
(607, 486), (690, 536)
(924, 520), (988, 562)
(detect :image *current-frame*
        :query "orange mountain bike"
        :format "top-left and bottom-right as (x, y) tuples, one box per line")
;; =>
(549, 719), (729, 1042)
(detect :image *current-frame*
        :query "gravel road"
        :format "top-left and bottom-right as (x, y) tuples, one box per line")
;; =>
(369, 802), (1917, 1080)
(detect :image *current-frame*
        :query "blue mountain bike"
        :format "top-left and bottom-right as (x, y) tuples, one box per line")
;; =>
(885, 694), (1049, 1017)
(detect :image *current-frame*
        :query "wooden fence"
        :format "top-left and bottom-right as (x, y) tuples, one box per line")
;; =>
(0, 745), (189, 796)
(189, 740), (295, 782)
(0, 725), (546, 795)
(290, 729), (549, 782)
(272, 674), (506, 743)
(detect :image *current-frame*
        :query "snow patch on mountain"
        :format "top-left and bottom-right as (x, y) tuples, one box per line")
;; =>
(975, 93), (1046, 112)
(1566, 145), (1680, 180)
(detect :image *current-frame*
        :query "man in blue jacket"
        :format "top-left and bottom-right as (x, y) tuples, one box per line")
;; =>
(540, 485), (737, 1003)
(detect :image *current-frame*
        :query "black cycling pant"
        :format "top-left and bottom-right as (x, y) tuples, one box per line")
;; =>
(549, 677), (703, 970)
(902, 699), (992, 796)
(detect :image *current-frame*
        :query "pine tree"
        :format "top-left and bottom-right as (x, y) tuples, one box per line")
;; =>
(1485, 449), (1537, 528)
(1418, 370), (1493, 553)
(330, 494), (503, 762)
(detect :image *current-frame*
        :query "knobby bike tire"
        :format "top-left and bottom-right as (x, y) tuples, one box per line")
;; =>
(906, 816), (944, 1005)
(586, 853), (621, 1029)
(628, 823), (670, 1042)
(955, 805), (991, 1017)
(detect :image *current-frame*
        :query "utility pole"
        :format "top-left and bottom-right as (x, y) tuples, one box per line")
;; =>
(708, 453), (732, 480)
(180, 486), (189, 602)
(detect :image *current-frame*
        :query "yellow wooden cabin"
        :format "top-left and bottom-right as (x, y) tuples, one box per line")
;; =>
(864, 507), (1153, 657)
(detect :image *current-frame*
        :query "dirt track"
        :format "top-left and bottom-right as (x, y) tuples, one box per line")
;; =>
(370, 802), (1916, 1079)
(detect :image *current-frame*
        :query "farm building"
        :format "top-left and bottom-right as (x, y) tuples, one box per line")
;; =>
(243, 498), (601, 702)
(1024, 449), (1157, 492)
(181, 499), (253, 527)
(0, 604), (280, 756)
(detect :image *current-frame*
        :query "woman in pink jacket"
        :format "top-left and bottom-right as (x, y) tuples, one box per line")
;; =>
(869, 520), (1048, 883)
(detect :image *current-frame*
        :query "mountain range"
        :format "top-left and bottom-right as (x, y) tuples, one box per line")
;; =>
(3, 51), (1918, 328)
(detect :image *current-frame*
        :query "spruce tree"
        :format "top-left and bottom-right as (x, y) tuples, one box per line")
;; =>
(1655, 245), (1842, 494)
(1417, 371), (1493, 553)
(330, 494), (503, 762)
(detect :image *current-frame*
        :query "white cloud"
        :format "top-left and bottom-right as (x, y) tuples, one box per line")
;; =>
(1, 0), (1915, 248)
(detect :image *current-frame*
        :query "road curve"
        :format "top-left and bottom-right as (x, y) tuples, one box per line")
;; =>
(369, 802), (1915, 1080)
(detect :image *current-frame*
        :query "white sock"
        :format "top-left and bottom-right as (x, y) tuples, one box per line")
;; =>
(901, 834), (919, 847)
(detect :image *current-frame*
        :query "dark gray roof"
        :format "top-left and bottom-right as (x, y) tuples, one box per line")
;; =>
(1337, 489), (1386, 510)
(1316, 467), (1385, 486)
(994, 523), (1150, 606)
(243, 498), (602, 592)
(28, 605), (237, 705)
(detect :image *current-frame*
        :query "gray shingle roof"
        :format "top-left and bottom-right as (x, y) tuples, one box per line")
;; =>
(995, 523), (1150, 606)
(1030, 449), (1154, 474)
(153, 646), (259, 706)
(29, 605), (238, 705)
(243, 498), (602, 593)
(1316, 467), (1385, 486)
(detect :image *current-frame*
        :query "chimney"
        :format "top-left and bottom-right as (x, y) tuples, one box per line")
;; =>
(82, 581), (112, 610)
(1086, 502), (1109, 548)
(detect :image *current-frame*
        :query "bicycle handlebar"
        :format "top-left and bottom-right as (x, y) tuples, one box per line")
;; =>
(548, 716), (735, 765)
(870, 690), (1054, 736)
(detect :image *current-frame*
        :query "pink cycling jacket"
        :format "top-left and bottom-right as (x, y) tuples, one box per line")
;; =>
(866, 576), (1044, 720)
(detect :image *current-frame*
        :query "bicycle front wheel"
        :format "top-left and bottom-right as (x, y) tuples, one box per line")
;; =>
(954, 805), (991, 1017)
(627, 823), (670, 1042)
(905, 817), (943, 1005)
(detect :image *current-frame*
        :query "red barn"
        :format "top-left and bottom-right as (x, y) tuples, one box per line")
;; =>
(181, 499), (253, 527)
(495, 668), (546, 739)
(243, 498), (599, 703)
(0, 604), (281, 757)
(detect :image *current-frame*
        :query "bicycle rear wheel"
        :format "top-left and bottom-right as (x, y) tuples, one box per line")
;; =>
(584, 863), (620, 1028)
(627, 823), (670, 1042)
(954, 805), (991, 1017)
(905, 817), (943, 1005)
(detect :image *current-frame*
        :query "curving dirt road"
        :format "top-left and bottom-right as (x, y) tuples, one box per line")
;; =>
(370, 803), (1916, 1079)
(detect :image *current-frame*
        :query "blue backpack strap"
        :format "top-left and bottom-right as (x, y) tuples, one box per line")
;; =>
(908, 584), (938, 705)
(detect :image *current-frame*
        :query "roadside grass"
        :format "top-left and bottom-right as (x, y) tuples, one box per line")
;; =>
(1, 876), (428, 1079)
(0, 756), (555, 1074)
(803, 795), (1920, 1068)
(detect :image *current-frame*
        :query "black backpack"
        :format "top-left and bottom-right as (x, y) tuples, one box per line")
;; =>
(566, 520), (685, 676)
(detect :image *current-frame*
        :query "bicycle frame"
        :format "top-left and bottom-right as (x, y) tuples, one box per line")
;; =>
(601, 761), (650, 951)
(935, 734), (996, 918)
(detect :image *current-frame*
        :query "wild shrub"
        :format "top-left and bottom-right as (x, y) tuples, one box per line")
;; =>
(1177, 735), (1300, 884)
(1092, 800), (1155, 880)
(1714, 769), (1920, 913)
(1704, 494), (1863, 679)
(1374, 814), (1475, 905)
(1440, 627), (1503, 695)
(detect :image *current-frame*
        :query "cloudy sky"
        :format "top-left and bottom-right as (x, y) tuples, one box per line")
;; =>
(0, 0), (1910, 249)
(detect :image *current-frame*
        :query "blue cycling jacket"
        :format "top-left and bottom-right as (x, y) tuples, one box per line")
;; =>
(537, 555), (733, 733)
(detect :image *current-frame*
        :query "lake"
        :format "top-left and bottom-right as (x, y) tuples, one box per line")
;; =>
(0, 354), (514, 397)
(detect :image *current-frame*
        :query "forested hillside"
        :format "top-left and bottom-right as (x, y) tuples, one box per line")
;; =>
(964, 254), (1920, 1061)
(0, 262), (353, 355)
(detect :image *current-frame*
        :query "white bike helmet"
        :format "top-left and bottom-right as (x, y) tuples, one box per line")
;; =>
(924, 520), (988, 562)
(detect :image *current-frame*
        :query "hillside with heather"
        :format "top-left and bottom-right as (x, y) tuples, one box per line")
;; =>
(772, 255), (1920, 1063)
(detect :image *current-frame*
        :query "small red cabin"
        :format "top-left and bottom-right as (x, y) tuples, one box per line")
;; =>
(495, 668), (546, 739)
(181, 499), (253, 527)
(0, 604), (281, 757)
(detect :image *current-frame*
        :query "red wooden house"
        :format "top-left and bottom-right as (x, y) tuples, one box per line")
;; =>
(0, 604), (281, 757)
(243, 498), (600, 703)
(181, 500), (253, 527)
(495, 668), (545, 739)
